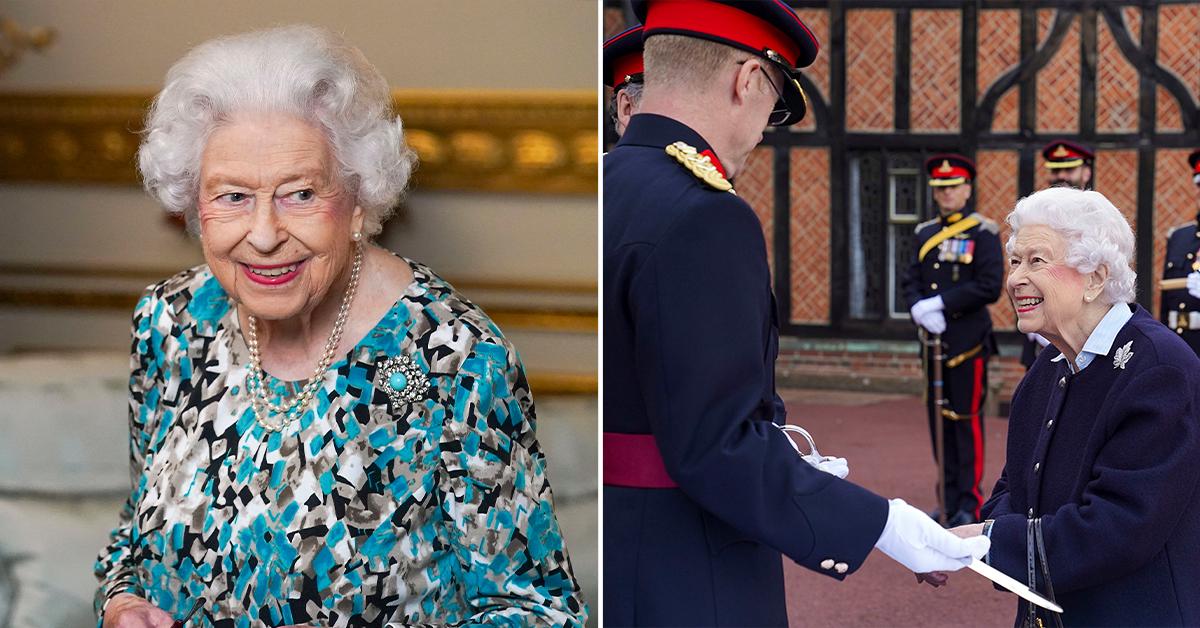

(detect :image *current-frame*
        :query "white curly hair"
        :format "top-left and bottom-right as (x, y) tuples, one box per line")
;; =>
(138, 24), (416, 236)
(1005, 186), (1137, 304)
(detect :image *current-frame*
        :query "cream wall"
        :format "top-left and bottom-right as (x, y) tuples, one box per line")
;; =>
(0, 0), (599, 373)
(3, 0), (596, 90)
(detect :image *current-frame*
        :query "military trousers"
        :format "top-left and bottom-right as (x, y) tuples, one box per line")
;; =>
(924, 353), (988, 521)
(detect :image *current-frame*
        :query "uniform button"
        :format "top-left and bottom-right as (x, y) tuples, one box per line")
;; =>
(1169, 262), (1175, 268)
(1179, 328), (1186, 335)
(1058, 377), (1066, 388)
(1034, 462), (1041, 473)
(1028, 508), (1034, 517)
(820, 559), (835, 570)
(1047, 419), (1054, 428)
(1180, 303), (1187, 310)
(1189, 253), (1194, 259)
(933, 263), (940, 269)
(835, 562), (849, 574)
(931, 283), (939, 290)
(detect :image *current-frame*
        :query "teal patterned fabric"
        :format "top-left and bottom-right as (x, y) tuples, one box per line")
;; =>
(94, 259), (586, 626)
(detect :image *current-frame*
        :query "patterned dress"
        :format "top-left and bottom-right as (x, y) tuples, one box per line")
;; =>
(94, 260), (586, 627)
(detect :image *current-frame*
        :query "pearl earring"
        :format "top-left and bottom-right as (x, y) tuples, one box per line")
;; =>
(352, 231), (362, 242)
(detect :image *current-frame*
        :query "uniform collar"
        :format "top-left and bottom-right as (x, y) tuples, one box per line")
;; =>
(1049, 302), (1134, 373)
(940, 206), (974, 227)
(617, 113), (725, 175)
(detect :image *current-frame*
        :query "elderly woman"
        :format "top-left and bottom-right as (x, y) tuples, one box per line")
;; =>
(94, 25), (585, 627)
(950, 187), (1200, 626)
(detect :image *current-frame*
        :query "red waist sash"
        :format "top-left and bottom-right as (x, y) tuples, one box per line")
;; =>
(603, 432), (678, 488)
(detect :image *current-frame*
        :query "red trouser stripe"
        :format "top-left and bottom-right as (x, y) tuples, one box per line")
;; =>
(969, 356), (985, 519)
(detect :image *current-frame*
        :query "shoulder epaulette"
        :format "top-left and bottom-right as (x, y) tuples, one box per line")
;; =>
(976, 216), (999, 234)
(914, 217), (939, 234)
(665, 141), (734, 193)
(1167, 222), (1196, 239)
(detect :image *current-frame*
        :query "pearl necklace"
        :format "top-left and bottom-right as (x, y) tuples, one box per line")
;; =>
(245, 243), (363, 432)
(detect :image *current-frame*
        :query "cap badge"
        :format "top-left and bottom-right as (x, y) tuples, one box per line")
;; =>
(1052, 145), (1070, 158)
(666, 141), (734, 193)
(937, 160), (953, 174)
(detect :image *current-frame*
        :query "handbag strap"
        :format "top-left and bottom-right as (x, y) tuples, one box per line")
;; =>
(1025, 518), (1038, 626)
(1034, 518), (1064, 628)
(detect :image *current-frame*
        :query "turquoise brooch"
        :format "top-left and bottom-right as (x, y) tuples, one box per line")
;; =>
(380, 355), (429, 404)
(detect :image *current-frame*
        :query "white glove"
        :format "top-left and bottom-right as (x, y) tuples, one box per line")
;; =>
(910, 296), (947, 334)
(1188, 272), (1200, 300)
(874, 499), (990, 573)
(1026, 332), (1050, 348)
(803, 454), (849, 479)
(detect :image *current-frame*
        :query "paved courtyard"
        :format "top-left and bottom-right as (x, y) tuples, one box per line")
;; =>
(779, 388), (1016, 627)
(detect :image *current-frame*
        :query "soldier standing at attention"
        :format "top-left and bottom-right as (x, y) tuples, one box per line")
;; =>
(902, 154), (1003, 528)
(1043, 139), (1094, 190)
(1021, 140), (1096, 368)
(603, 2), (990, 625)
(604, 24), (644, 137)
(1159, 148), (1200, 356)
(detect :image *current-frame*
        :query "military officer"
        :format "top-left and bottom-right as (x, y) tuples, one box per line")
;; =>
(902, 154), (1003, 528)
(604, 24), (644, 137)
(1043, 138), (1094, 190)
(604, 2), (989, 625)
(1158, 148), (1200, 356)
(1020, 140), (1097, 368)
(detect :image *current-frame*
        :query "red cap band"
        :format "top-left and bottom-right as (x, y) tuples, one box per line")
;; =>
(645, 0), (803, 67)
(932, 165), (971, 181)
(611, 54), (644, 88)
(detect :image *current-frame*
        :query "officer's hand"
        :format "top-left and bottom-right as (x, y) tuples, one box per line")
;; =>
(910, 297), (946, 334)
(914, 311), (946, 334)
(1026, 332), (1050, 347)
(874, 499), (990, 574)
(1187, 272), (1200, 299)
(802, 454), (849, 479)
(915, 571), (949, 587)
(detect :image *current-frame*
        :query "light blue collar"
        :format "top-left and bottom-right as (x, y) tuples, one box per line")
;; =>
(1050, 303), (1134, 373)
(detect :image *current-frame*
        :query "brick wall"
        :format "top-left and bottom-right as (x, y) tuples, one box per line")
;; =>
(605, 3), (1200, 394)
(776, 338), (1029, 415)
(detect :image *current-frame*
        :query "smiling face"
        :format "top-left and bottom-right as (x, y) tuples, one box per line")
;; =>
(197, 112), (364, 322)
(1006, 224), (1090, 339)
(932, 182), (972, 215)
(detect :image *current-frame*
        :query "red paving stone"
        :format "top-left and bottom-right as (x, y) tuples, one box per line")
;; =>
(780, 388), (1016, 627)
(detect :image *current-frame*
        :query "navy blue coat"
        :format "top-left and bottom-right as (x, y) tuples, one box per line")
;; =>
(603, 114), (889, 626)
(901, 208), (1003, 359)
(981, 306), (1200, 626)
(1159, 219), (1200, 355)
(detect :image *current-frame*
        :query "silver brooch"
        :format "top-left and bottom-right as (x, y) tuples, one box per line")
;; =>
(1113, 341), (1134, 370)
(379, 355), (430, 404)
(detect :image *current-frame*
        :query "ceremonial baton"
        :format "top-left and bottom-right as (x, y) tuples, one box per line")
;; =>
(920, 329), (946, 525)
(1160, 277), (1188, 291)
(968, 559), (1064, 614)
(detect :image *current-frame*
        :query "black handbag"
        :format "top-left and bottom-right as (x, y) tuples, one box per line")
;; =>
(1022, 517), (1063, 628)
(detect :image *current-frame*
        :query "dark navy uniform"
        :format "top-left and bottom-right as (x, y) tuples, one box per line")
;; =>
(902, 156), (1003, 523)
(983, 306), (1200, 626)
(604, 114), (888, 626)
(1158, 149), (1200, 357)
(1158, 215), (1200, 355)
